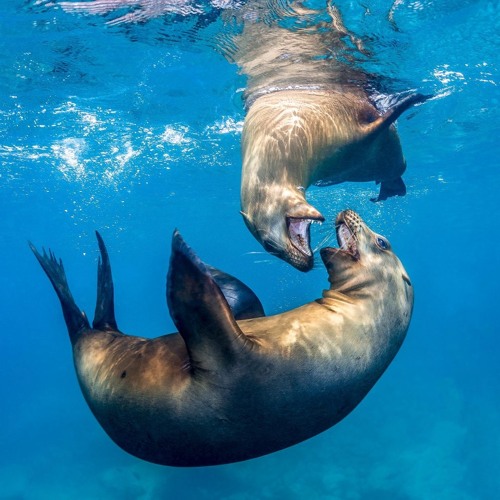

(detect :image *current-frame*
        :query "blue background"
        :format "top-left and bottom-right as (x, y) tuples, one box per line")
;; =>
(1, 1), (498, 498)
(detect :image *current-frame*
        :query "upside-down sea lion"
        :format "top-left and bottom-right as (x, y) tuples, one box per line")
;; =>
(233, 2), (429, 271)
(30, 210), (413, 467)
(240, 89), (427, 272)
(51, 1), (427, 270)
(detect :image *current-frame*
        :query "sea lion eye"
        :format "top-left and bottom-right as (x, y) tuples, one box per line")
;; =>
(376, 237), (389, 250)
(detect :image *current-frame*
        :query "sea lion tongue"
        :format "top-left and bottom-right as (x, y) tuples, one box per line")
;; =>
(287, 217), (314, 256)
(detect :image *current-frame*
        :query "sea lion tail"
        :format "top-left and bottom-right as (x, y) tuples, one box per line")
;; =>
(29, 242), (90, 344)
(93, 231), (119, 332)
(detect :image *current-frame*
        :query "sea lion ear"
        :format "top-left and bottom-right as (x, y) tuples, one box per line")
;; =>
(240, 211), (251, 223)
(166, 231), (252, 372)
(362, 92), (431, 137)
(240, 210), (254, 231)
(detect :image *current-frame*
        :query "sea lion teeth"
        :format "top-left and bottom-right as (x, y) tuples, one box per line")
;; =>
(287, 217), (322, 256)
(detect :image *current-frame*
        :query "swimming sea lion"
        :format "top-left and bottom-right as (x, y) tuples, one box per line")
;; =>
(31, 209), (413, 467)
(233, 3), (429, 271)
(51, 1), (427, 271)
(240, 89), (427, 271)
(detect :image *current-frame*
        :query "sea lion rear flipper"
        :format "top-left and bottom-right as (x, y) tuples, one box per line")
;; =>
(206, 265), (265, 320)
(371, 176), (407, 202)
(29, 242), (90, 344)
(93, 231), (119, 332)
(167, 231), (253, 372)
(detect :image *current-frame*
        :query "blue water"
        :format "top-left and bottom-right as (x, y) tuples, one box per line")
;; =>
(1, 0), (498, 498)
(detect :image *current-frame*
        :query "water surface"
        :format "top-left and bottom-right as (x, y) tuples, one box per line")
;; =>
(1, 1), (498, 498)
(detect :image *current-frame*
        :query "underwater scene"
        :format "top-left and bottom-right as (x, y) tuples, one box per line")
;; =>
(1, 0), (498, 498)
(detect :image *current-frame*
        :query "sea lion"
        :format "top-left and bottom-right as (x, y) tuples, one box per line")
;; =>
(233, 3), (429, 271)
(30, 209), (413, 467)
(51, 1), (427, 270)
(240, 89), (427, 272)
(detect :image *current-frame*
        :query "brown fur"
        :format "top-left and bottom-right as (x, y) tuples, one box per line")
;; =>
(32, 210), (413, 466)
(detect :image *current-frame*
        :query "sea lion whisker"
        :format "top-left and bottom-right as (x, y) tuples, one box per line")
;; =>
(314, 223), (337, 234)
(318, 220), (360, 268)
(312, 229), (336, 254)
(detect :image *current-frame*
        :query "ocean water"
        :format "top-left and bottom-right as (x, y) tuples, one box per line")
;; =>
(1, 0), (498, 498)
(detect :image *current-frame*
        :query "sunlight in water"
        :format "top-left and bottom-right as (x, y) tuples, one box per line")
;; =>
(51, 137), (87, 181)
(28, 97), (245, 186)
(433, 65), (465, 86)
(205, 116), (244, 135)
(160, 125), (193, 145)
(1, 0), (498, 497)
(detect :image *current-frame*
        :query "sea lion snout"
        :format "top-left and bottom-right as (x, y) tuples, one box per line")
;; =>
(320, 210), (362, 270)
(242, 196), (324, 272)
(321, 210), (394, 275)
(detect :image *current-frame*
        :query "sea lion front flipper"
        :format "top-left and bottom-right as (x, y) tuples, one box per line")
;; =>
(29, 242), (90, 344)
(93, 231), (119, 332)
(362, 93), (431, 137)
(371, 176), (407, 202)
(206, 265), (265, 320)
(167, 231), (253, 372)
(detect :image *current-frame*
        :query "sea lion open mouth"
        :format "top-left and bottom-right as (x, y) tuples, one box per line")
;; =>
(287, 217), (323, 257)
(336, 219), (359, 260)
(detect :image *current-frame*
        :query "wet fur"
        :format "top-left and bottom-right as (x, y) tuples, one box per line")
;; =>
(31, 211), (413, 466)
(234, 4), (428, 271)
